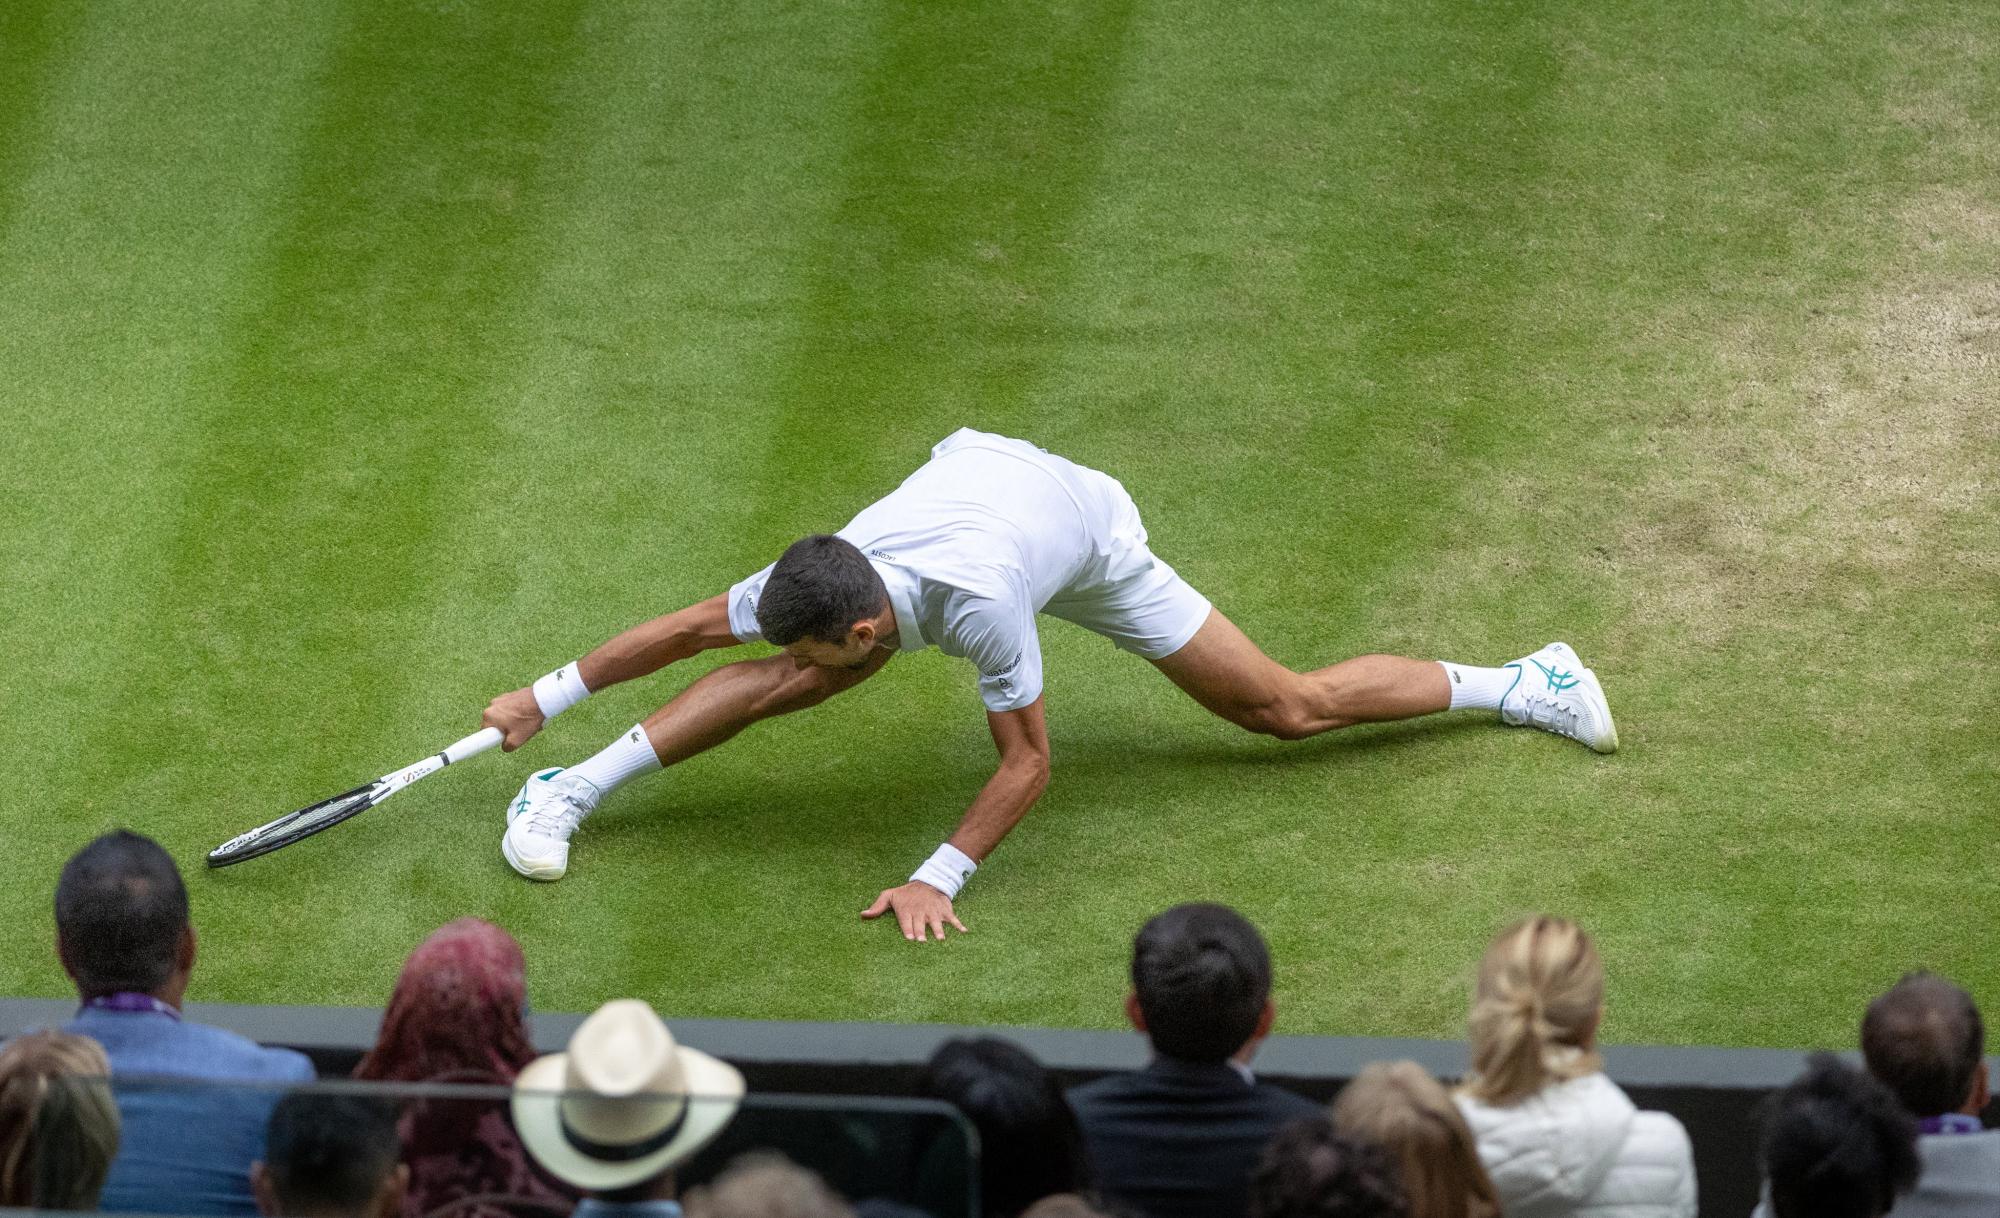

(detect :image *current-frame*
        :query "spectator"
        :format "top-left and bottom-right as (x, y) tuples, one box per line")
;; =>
(1248, 1117), (1404, 1218)
(1068, 903), (1319, 1218)
(1453, 915), (1694, 1218)
(513, 998), (744, 1217)
(1860, 972), (2000, 1214)
(57, 830), (313, 1215)
(921, 1037), (1091, 1218)
(685, 1152), (855, 1218)
(0, 1030), (120, 1210)
(354, 918), (572, 1217)
(1331, 1061), (1499, 1218)
(1760, 1052), (1919, 1218)
(251, 1092), (407, 1218)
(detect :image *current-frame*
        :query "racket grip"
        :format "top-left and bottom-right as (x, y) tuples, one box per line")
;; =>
(444, 726), (505, 764)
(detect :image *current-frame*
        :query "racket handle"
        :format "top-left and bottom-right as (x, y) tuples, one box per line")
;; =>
(444, 726), (505, 764)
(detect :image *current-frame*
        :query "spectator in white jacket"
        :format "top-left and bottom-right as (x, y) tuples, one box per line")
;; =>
(1453, 916), (1697, 1218)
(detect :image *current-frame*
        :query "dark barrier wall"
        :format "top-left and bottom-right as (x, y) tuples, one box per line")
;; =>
(9, 998), (1995, 1217)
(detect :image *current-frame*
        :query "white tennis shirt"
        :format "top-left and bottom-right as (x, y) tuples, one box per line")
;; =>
(728, 429), (1108, 713)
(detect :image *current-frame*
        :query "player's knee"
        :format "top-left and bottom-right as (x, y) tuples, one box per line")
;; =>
(1242, 702), (1315, 741)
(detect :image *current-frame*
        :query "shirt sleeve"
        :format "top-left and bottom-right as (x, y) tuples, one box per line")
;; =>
(944, 584), (1043, 713)
(726, 563), (775, 644)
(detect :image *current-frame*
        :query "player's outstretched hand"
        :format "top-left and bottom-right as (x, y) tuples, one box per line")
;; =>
(862, 881), (968, 943)
(482, 688), (546, 752)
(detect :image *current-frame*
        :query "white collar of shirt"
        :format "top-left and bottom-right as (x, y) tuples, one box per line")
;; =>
(868, 557), (928, 651)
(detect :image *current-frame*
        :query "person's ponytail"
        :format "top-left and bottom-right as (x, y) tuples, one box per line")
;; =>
(1461, 916), (1604, 1107)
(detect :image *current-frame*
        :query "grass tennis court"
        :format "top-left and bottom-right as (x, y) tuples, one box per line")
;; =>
(2, 0), (1993, 1051)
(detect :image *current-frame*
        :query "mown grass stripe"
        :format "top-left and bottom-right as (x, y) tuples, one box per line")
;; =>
(0, 0), (80, 241)
(73, 0), (595, 982)
(0, 3), (349, 999)
(735, 0), (1140, 550)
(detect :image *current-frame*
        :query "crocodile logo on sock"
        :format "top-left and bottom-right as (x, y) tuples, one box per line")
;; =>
(1530, 658), (1579, 693)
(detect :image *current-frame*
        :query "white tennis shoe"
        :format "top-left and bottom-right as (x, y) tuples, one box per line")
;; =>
(1501, 642), (1618, 754)
(502, 767), (603, 881)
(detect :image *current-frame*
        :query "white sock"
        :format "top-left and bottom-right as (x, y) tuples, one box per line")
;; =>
(1438, 661), (1516, 711)
(567, 724), (663, 795)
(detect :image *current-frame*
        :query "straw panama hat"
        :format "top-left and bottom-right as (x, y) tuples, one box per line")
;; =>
(512, 998), (746, 1191)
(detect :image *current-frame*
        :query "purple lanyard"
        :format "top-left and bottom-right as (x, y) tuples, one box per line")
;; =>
(84, 993), (181, 1021)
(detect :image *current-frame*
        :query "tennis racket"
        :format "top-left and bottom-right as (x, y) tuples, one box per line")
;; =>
(206, 726), (504, 868)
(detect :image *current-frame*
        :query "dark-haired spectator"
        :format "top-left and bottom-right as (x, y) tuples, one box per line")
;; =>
(922, 1037), (1091, 1218)
(1332, 1062), (1498, 1218)
(1068, 904), (1317, 1218)
(1453, 916), (1694, 1218)
(1761, 1052), (1920, 1218)
(685, 1152), (855, 1218)
(353, 918), (573, 1217)
(1248, 1118), (1404, 1218)
(56, 830), (313, 1215)
(513, 999), (744, 1216)
(0, 1030), (120, 1209)
(251, 1092), (407, 1218)
(1862, 972), (2000, 1213)
(1752, 973), (2000, 1218)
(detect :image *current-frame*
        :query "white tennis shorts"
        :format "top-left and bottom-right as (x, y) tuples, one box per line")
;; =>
(1037, 459), (1212, 662)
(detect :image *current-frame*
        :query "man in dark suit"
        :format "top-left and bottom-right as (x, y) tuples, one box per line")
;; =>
(1068, 903), (1319, 1218)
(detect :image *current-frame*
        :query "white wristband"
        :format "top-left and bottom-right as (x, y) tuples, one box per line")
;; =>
(531, 661), (590, 720)
(910, 843), (978, 900)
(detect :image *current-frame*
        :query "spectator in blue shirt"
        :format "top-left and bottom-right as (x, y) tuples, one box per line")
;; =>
(56, 830), (313, 1215)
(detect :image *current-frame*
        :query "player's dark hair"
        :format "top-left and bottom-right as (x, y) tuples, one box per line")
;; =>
(1249, 1117), (1407, 1218)
(262, 1091), (402, 1214)
(1861, 971), (1985, 1117)
(54, 830), (189, 998)
(922, 1037), (1091, 1218)
(1130, 903), (1273, 1063)
(756, 534), (888, 646)
(1761, 1053), (1920, 1218)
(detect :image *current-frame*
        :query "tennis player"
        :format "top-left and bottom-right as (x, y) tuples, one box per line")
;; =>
(481, 429), (1615, 940)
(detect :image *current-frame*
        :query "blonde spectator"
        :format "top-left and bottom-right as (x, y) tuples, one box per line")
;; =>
(1332, 1061), (1499, 1218)
(1455, 916), (1695, 1218)
(685, 1152), (855, 1218)
(0, 1030), (120, 1210)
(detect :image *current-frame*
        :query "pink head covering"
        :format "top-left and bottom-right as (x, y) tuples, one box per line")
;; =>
(355, 918), (572, 1218)
(356, 917), (536, 1084)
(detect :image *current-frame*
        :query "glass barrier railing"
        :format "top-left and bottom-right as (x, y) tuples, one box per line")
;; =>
(1, 1077), (977, 1218)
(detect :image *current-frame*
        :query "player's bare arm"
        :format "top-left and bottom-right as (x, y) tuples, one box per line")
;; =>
(482, 594), (740, 751)
(861, 697), (1050, 943)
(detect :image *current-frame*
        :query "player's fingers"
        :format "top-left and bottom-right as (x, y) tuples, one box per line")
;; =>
(860, 892), (892, 919)
(949, 911), (969, 934)
(924, 911), (945, 943)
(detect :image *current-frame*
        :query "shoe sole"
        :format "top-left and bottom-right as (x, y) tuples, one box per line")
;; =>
(500, 832), (566, 882)
(1556, 643), (1618, 754)
(1579, 666), (1618, 754)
